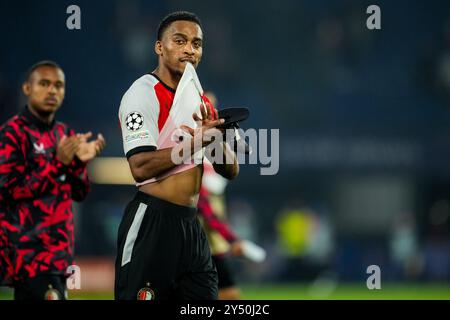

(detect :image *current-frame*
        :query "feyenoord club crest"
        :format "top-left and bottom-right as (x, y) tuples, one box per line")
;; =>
(44, 285), (61, 300)
(126, 112), (144, 131)
(137, 283), (155, 300)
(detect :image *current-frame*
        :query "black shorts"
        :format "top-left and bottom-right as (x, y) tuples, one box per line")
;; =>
(212, 254), (236, 289)
(13, 274), (67, 300)
(115, 191), (218, 300)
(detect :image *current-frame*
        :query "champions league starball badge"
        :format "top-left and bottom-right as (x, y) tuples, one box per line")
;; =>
(137, 283), (155, 300)
(126, 112), (144, 131)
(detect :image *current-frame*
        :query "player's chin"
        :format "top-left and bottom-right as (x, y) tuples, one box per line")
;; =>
(170, 64), (186, 76)
(40, 102), (61, 113)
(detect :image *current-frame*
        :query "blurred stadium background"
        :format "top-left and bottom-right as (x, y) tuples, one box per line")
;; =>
(1, 0), (450, 299)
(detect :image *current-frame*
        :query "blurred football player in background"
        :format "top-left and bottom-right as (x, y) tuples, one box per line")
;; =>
(198, 157), (243, 300)
(198, 91), (263, 300)
(0, 60), (105, 300)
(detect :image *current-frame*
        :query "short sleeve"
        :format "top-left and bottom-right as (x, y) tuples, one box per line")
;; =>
(119, 81), (160, 158)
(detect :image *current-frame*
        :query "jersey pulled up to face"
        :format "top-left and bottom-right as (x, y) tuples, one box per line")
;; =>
(119, 63), (213, 185)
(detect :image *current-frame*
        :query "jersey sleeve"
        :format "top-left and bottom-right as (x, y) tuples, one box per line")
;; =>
(119, 82), (160, 158)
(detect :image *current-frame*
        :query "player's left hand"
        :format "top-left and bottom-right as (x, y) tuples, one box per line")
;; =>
(180, 102), (225, 148)
(194, 100), (220, 127)
(76, 132), (106, 162)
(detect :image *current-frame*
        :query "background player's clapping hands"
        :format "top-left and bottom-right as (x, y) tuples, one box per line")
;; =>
(57, 132), (106, 165)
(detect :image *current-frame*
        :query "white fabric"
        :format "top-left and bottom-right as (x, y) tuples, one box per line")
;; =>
(119, 75), (160, 155)
(136, 63), (205, 185)
(121, 202), (148, 266)
(202, 159), (228, 194)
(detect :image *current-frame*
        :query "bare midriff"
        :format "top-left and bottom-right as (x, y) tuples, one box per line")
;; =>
(138, 165), (203, 207)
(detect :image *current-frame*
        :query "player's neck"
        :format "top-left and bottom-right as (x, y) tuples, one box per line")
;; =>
(28, 105), (55, 125)
(153, 67), (181, 91)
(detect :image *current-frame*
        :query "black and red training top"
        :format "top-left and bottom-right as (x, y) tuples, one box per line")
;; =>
(0, 107), (90, 286)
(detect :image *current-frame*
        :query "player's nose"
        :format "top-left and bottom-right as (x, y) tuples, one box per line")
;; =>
(184, 43), (195, 55)
(48, 84), (58, 94)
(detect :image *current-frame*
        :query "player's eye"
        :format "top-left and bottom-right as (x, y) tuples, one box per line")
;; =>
(193, 41), (202, 48)
(175, 39), (185, 45)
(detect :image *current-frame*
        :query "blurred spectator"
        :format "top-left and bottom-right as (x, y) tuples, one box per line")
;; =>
(274, 200), (333, 281)
(389, 212), (423, 280)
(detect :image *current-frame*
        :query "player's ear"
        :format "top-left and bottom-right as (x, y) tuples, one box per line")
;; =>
(155, 40), (162, 55)
(22, 82), (30, 96)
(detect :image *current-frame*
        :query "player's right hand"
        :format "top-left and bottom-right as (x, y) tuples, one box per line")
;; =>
(56, 135), (80, 165)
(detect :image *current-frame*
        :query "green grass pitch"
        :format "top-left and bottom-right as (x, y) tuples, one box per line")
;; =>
(1, 283), (449, 300)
